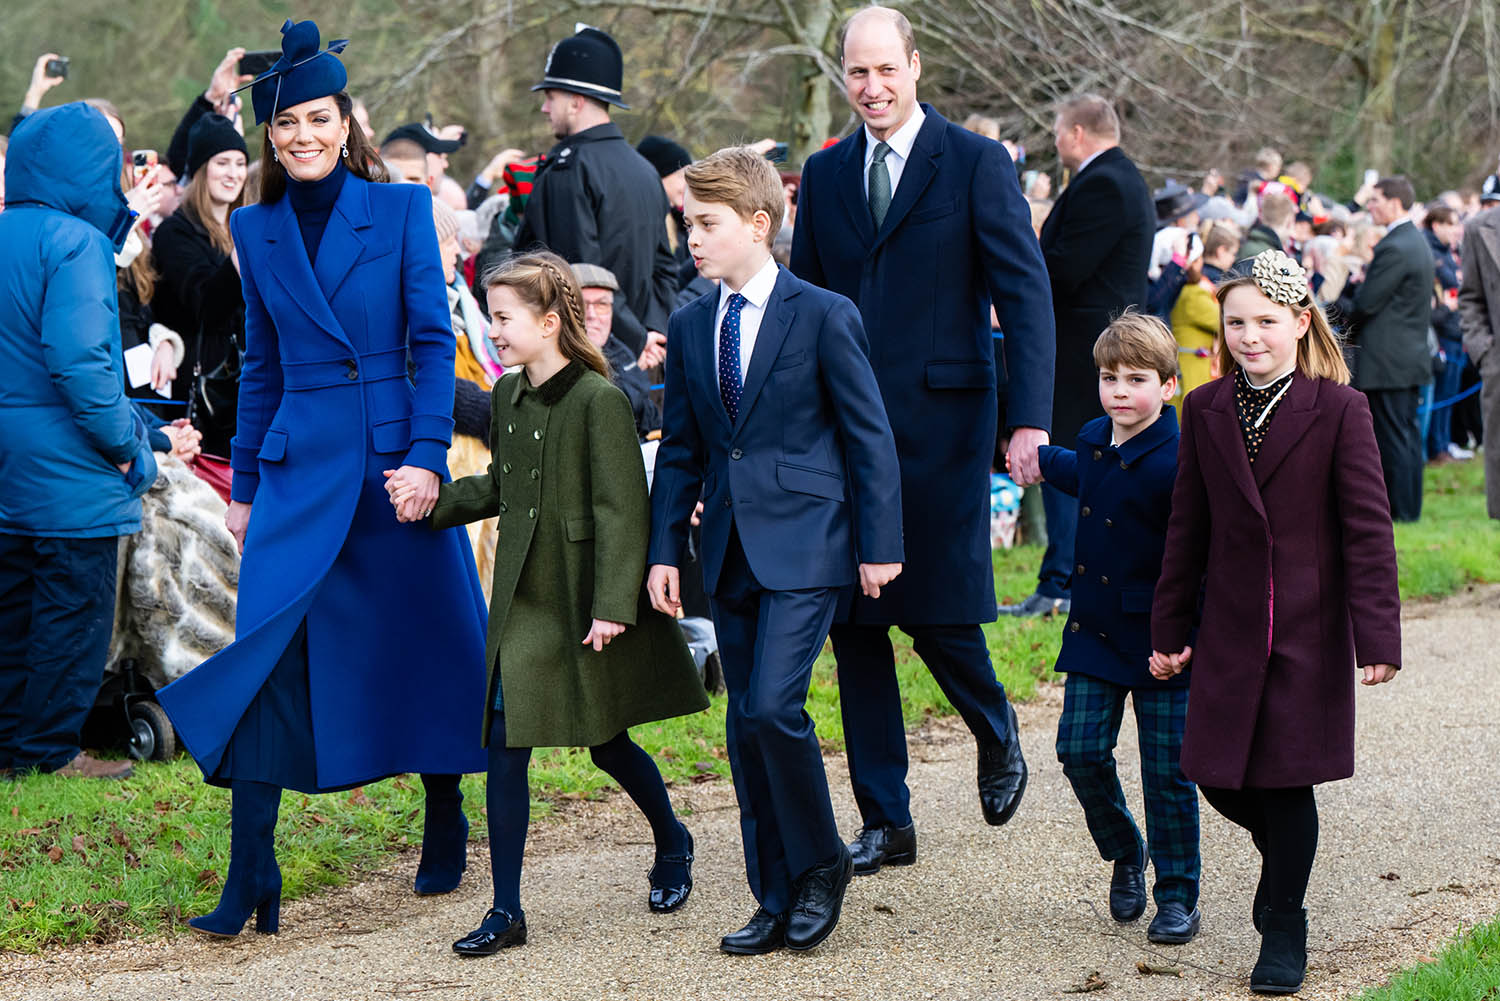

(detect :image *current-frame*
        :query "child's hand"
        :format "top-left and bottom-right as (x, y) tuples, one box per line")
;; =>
(859, 562), (902, 599)
(582, 618), (626, 652)
(1149, 646), (1193, 679)
(1361, 664), (1398, 685)
(647, 564), (682, 618)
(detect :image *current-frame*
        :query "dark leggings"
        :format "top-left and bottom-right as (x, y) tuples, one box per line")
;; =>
(485, 712), (688, 916)
(1199, 784), (1318, 914)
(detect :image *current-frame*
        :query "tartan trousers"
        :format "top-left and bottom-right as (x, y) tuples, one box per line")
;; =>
(1056, 672), (1200, 908)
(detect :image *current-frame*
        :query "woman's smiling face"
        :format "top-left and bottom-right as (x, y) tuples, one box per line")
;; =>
(270, 97), (348, 183)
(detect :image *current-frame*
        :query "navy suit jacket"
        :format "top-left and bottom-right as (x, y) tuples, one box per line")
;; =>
(791, 106), (1055, 624)
(647, 265), (903, 593)
(1038, 408), (1184, 688)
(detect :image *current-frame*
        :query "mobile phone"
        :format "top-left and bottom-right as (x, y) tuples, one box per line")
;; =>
(764, 142), (789, 163)
(132, 149), (158, 185)
(1363, 168), (1379, 188)
(45, 56), (69, 79)
(239, 50), (280, 78)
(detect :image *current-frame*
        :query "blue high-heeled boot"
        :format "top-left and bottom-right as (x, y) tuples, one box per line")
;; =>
(189, 780), (283, 937)
(414, 773), (469, 896)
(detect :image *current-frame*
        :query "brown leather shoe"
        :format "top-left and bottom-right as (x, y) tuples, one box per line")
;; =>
(54, 753), (133, 780)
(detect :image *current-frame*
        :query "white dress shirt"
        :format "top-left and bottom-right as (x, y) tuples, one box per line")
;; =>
(862, 105), (927, 200)
(715, 256), (781, 383)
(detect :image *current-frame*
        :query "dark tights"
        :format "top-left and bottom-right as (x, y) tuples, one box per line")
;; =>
(484, 712), (688, 918)
(1200, 784), (1318, 914)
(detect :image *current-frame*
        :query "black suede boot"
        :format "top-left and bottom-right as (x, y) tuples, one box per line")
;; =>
(1250, 908), (1307, 994)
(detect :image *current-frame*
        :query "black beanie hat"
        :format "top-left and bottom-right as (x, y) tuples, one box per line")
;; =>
(186, 113), (249, 178)
(637, 135), (693, 178)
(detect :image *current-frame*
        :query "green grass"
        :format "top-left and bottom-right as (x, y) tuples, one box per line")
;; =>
(1357, 918), (1500, 1001)
(1, 459), (1492, 952)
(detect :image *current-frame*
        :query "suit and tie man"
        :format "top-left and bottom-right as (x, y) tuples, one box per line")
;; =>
(791, 6), (1057, 875)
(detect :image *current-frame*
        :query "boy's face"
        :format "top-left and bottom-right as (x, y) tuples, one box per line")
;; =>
(682, 189), (769, 284)
(1098, 365), (1175, 442)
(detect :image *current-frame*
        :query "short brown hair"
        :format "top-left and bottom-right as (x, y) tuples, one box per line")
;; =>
(1259, 191), (1297, 229)
(1202, 222), (1240, 261)
(1254, 147), (1283, 175)
(1376, 175), (1416, 210)
(684, 146), (785, 249)
(1093, 310), (1177, 382)
(1056, 94), (1120, 142)
(840, 6), (916, 61)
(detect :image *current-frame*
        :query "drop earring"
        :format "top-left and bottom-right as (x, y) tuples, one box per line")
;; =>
(272, 147), (279, 163)
(341, 142), (349, 159)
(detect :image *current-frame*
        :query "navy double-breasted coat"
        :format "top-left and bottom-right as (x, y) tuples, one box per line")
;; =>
(159, 176), (489, 789)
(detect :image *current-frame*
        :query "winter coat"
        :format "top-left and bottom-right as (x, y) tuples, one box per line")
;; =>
(1169, 279), (1220, 396)
(1426, 228), (1463, 345)
(1350, 220), (1436, 390)
(0, 102), (157, 538)
(1236, 222), (1284, 263)
(432, 362), (707, 748)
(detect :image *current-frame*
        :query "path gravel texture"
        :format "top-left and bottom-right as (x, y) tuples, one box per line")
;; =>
(5, 585), (1499, 1001)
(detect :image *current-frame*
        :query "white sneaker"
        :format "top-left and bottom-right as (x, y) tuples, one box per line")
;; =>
(1448, 442), (1475, 460)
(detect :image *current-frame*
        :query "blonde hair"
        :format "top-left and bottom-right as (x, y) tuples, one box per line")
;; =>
(962, 113), (1001, 141)
(684, 146), (785, 249)
(481, 251), (608, 378)
(1259, 191), (1296, 230)
(1056, 94), (1120, 142)
(1214, 276), (1350, 384)
(1093, 310), (1178, 382)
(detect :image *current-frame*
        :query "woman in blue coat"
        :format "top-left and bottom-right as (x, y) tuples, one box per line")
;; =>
(158, 20), (488, 937)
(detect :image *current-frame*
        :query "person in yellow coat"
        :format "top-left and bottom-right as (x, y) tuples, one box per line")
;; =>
(1171, 225), (1240, 395)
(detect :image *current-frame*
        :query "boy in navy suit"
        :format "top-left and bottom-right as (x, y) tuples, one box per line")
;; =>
(648, 146), (903, 955)
(1036, 313), (1201, 945)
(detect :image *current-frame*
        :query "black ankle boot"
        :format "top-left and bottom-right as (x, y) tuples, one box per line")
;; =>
(1250, 908), (1307, 994)
(415, 774), (468, 896)
(189, 781), (283, 937)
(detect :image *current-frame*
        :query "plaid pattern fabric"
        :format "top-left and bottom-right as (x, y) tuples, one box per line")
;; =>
(1056, 673), (1200, 907)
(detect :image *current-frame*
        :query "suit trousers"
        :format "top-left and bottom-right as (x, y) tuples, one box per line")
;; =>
(1365, 386), (1424, 521)
(1055, 673), (1199, 908)
(831, 621), (1018, 830)
(0, 534), (119, 773)
(711, 524), (843, 915)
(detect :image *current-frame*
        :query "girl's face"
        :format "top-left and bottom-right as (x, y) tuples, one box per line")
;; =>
(1221, 284), (1310, 380)
(270, 97), (348, 183)
(204, 150), (247, 206)
(486, 284), (557, 369)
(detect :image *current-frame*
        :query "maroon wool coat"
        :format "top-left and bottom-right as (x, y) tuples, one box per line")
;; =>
(1151, 373), (1402, 789)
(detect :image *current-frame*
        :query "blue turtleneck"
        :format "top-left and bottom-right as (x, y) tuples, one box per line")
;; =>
(285, 160), (347, 265)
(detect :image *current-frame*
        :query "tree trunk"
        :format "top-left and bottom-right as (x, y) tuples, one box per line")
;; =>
(791, 0), (838, 163)
(1360, 2), (1399, 173)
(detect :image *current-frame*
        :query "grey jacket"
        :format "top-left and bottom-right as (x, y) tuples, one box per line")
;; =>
(1349, 219), (1437, 390)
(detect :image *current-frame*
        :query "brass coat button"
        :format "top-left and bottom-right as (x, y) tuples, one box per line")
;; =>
(1081, 506), (1091, 517)
(1092, 449), (1102, 460)
(1076, 564), (1086, 575)
(1100, 575), (1110, 585)
(1069, 622), (1080, 632)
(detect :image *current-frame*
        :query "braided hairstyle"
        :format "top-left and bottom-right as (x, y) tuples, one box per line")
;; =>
(481, 250), (609, 378)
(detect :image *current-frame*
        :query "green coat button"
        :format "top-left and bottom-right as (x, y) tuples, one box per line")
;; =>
(528, 508), (537, 519)
(507, 423), (515, 434)
(499, 502), (508, 513)
(530, 469), (540, 480)
(502, 463), (512, 474)
(533, 430), (542, 440)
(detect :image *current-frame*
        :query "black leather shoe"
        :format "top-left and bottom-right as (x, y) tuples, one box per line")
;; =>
(849, 823), (916, 876)
(998, 591), (1071, 617)
(452, 909), (527, 956)
(648, 829), (694, 913)
(977, 721), (1028, 826)
(785, 849), (854, 952)
(1109, 849), (1148, 922)
(719, 907), (786, 955)
(1147, 901), (1202, 943)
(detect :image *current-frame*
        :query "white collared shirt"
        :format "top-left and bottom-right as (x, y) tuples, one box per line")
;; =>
(1386, 216), (1411, 232)
(715, 256), (781, 382)
(1075, 147), (1108, 176)
(862, 105), (927, 199)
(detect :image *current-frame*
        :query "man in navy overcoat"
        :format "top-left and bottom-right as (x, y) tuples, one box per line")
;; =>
(790, 6), (1056, 873)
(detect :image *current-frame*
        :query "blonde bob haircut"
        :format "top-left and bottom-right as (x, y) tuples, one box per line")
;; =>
(1214, 276), (1351, 385)
(684, 146), (785, 249)
(481, 250), (608, 379)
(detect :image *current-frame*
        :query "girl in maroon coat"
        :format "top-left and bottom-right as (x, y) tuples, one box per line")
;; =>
(1150, 250), (1401, 995)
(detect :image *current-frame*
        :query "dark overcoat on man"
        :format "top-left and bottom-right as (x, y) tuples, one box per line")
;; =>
(1456, 207), (1500, 518)
(1151, 376), (1402, 790)
(514, 123), (678, 333)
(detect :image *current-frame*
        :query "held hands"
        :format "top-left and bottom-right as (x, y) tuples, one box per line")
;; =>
(582, 618), (626, 652)
(859, 562), (902, 599)
(1361, 664), (1398, 686)
(383, 466), (440, 523)
(165, 419), (202, 463)
(226, 500), (251, 554)
(647, 565), (682, 619)
(1006, 427), (1049, 486)
(1149, 646), (1193, 680)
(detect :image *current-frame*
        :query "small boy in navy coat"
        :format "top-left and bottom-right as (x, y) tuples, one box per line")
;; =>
(1036, 312), (1201, 945)
(648, 146), (903, 956)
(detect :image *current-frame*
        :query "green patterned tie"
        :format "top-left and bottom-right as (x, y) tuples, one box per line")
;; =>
(868, 141), (892, 230)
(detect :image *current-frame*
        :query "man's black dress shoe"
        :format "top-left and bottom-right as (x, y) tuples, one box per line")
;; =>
(719, 907), (787, 955)
(977, 718), (1028, 826)
(849, 823), (916, 876)
(1109, 850), (1148, 922)
(785, 848), (854, 951)
(452, 909), (527, 956)
(648, 829), (694, 913)
(1147, 901), (1202, 943)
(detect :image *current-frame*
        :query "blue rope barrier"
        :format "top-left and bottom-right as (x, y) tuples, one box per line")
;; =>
(1417, 381), (1482, 416)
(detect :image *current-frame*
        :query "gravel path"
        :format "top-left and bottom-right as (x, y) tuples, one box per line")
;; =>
(7, 585), (1499, 1000)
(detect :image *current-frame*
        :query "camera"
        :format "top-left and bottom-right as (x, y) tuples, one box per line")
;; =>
(45, 56), (69, 80)
(238, 50), (280, 78)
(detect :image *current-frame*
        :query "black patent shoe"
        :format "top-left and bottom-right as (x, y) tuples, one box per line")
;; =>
(648, 829), (694, 913)
(1147, 901), (1202, 944)
(977, 712), (1028, 826)
(785, 849), (854, 951)
(452, 909), (527, 956)
(720, 906), (787, 955)
(849, 822), (917, 876)
(1109, 848), (1148, 922)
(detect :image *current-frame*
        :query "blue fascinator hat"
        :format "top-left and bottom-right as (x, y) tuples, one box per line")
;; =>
(242, 19), (349, 126)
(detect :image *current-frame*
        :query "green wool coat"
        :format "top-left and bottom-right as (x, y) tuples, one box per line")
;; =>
(431, 361), (708, 748)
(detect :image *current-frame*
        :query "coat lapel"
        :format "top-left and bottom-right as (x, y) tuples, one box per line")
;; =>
(1197, 377), (1268, 520)
(732, 268), (796, 433)
(835, 132), (876, 246)
(1251, 375), (1319, 488)
(313, 175), (372, 307)
(869, 108), (945, 252)
(262, 194), (353, 350)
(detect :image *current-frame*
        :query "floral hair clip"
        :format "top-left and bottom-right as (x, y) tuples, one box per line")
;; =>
(1250, 250), (1309, 306)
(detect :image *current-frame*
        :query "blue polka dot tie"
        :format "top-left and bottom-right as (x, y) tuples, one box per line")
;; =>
(718, 292), (748, 422)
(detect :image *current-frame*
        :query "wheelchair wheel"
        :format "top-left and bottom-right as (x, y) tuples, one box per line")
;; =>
(127, 701), (177, 762)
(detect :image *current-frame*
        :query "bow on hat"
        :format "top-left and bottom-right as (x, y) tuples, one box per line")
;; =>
(239, 19), (350, 126)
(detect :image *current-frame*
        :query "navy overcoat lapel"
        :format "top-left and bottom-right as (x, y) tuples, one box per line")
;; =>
(733, 268), (797, 433)
(870, 108), (945, 252)
(835, 131), (876, 246)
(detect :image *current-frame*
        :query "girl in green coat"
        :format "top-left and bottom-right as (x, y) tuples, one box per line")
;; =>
(406, 252), (709, 955)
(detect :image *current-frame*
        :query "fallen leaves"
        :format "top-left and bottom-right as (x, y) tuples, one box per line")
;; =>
(45, 845), (63, 863)
(1063, 971), (1108, 993)
(1136, 961), (1182, 977)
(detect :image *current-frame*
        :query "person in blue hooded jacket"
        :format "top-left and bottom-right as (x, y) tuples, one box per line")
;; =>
(156, 20), (489, 938)
(0, 102), (158, 780)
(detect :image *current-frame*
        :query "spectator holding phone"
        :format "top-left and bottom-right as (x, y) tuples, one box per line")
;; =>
(12, 53), (68, 132)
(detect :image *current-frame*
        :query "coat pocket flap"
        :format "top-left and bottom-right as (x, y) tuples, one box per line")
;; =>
(258, 429), (289, 463)
(1120, 587), (1155, 614)
(775, 462), (846, 501)
(925, 360), (993, 390)
(909, 198), (957, 224)
(371, 417), (411, 455)
(772, 351), (808, 371)
(566, 517), (596, 541)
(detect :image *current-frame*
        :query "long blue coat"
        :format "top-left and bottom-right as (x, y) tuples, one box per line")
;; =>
(790, 106), (1056, 625)
(159, 175), (488, 788)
